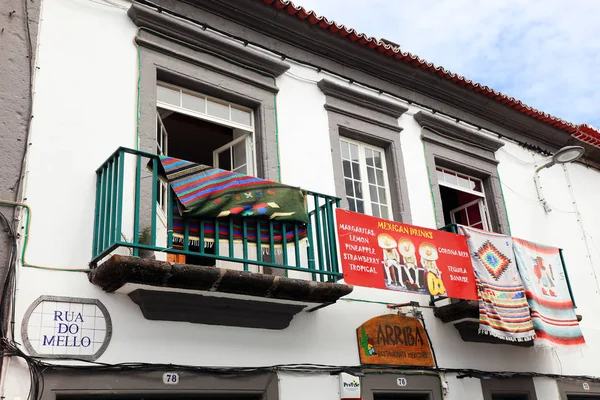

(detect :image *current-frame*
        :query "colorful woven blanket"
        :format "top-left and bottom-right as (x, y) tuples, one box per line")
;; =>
(458, 226), (535, 342)
(158, 156), (308, 224)
(171, 212), (307, 250)
(513, 238), (584, 349)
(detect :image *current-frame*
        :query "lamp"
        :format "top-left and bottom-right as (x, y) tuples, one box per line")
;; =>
(534, 146), (585, 213)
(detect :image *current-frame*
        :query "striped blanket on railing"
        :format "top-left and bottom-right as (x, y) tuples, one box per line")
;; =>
(171, 211), (308, 250)
(458, 225), (535, 342)
(513, 238), (585, 349)
(158, 156), (308, 224)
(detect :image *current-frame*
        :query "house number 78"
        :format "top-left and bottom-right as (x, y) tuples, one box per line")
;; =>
(163, 373), (179, 384)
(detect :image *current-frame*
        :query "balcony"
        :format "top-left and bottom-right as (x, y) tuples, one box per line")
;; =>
(88, 148), (353, 329)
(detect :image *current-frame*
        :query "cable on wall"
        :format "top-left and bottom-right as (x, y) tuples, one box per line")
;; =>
(562, 164), (600, 295)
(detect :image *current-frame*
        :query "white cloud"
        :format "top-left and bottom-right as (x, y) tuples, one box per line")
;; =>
(291, 0), (600, 127)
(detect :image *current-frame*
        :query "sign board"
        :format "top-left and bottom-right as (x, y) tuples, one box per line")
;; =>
(357, 314), (435, 367)
(336, 209), (477, 300)
(163, 373), (180, 384)
(339, 372), (361, 399)
(22, 296), (112, 361)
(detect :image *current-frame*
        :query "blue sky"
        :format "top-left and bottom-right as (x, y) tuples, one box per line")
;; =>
(293, 0), (600, 128)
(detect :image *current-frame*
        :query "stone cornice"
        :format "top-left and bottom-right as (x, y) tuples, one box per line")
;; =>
(185, 0), (580, 153)
(318, 79), (408, 119)
(134, 36), (279, 93)
(128, 3), (290, 78)
(324, 104), (402, 132)
(415, 111), (505, 153)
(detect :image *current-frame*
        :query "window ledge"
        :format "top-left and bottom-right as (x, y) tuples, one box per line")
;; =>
(433, 300), (533, 347)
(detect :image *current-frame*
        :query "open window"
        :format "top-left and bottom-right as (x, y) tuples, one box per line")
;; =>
(415, 111), (508, 234)
(154, 82), (256, 265)
(436, 166), (491, 230)
(155, 82), (255, 214)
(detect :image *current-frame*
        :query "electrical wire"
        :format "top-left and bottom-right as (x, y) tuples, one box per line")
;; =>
(0, 201), (90, 273)
(0, 211), (17, 340)
(563, 164), (600, 295)
(85, 0), (128, 10)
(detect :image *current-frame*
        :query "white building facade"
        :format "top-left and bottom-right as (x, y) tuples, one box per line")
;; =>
(2, 0), (600, 399)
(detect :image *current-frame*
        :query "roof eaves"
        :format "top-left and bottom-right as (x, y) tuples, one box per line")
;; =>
(263, 0), (600, 147)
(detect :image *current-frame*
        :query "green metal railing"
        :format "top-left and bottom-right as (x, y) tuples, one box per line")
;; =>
(91, 147), (342, 282)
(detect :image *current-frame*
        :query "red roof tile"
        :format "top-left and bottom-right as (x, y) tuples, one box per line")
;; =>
(263, 0), (600, 147)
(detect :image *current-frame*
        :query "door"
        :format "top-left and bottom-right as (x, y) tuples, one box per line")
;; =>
(450, 198), (489, 230)
(213, 131), (252, 175)
(374, 394), (431, 400)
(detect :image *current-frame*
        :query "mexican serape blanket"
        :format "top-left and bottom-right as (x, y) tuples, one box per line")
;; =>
(457, 225), (535, 342)
(171, 210), (308, 250)
(513, 238), (585, 349)
(158, 156), (308, 224)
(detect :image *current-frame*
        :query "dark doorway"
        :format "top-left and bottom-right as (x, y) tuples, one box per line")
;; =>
(568, 397), (600, 400)
(60, 395), (260, 400)
(374, 394), (430, 400)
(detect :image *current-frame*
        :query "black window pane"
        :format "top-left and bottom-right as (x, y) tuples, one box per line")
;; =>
(356, 200), (364, 214)
(345, 179), (354, 197)
(348, 198), (356, 212)
(343, 160), (352, 177)
(352, 162), (361, 179)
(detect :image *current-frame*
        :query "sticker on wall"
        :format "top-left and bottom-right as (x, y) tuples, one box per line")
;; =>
(21, 296), (112, 361)
(339, 372), (361, 400)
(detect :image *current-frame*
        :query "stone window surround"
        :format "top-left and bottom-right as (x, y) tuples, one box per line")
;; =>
(318, 79), (412, 223)
(360, 373), (444, 400)
(414, 111), (509, 234)
(481, 377), (538, 400)
(557, 379), (600, 399)
(129, 2), (290, 182)
(40, 370), (278, 400)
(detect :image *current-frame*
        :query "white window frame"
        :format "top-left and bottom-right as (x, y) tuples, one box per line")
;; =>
(157, 82), (255, 132)
(449, 198), (490, 231)
(340, 137), (393, 219)
(156, 113), (169, 217)
(213, 132), (252, 175)
(155, 83), (257, 216)
(437, 166), (492, 230)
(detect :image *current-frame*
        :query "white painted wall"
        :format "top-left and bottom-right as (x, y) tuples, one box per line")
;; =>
(5, 0), (600, 399)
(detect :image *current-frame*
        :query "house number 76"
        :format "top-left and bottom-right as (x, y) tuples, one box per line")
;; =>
(163, 373), (179, 384)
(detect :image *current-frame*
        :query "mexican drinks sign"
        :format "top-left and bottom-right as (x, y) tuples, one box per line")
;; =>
(357, 314), (435, 367)
(336, 209), (477, 300)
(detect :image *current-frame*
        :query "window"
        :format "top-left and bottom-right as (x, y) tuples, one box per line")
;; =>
(558, 379), (600, 399)
(340, 138), (392, 219)
(319, 78), (411, 223)
(415, 111), (508, 233)
(436, 166), (491, 230)
(155, 82), (256, 213)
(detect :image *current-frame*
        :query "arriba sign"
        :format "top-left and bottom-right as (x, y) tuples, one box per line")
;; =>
(357, 314), (435, 367)
(336, 209), (477, 300)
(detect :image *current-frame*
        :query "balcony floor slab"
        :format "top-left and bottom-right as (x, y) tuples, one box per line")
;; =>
(89, 255), (353, 330)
